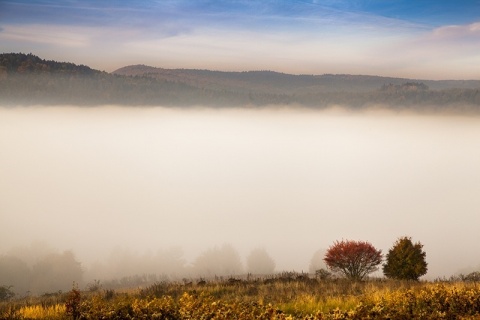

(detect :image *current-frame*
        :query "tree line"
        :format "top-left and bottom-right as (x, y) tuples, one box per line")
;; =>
(0, 244), (276, 297)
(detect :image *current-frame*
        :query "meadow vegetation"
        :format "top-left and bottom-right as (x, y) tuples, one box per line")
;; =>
(2, 238), (478, 318)
(2, 275), (480, 319)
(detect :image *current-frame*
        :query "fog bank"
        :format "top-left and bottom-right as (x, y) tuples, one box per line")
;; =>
(1, 105), (479, 282)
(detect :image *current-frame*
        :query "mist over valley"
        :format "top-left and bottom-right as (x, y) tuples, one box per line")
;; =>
(1, 105), (480, 294)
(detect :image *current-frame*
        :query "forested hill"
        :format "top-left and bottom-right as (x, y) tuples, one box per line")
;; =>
(112, 65), (403, 94)
(113, 64), (480, 94)
(0, 52), (99, 76)
(1, 53), (480, 109)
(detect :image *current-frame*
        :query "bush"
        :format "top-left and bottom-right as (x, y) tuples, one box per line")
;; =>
(0, 285), (15, 301)
(463, 271), (480, 282)
(65, 284), (81, 319)
(314, 269), (332, 280)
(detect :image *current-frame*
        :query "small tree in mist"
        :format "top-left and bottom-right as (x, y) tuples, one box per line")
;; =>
(324, 240), (382, 281)
(31, 251), (83, 294)
(192, 244), (244, 277)
(246, 248), (275, 275)
(309, 249), (327, 274)
(0, 255), (31, 295)
(383, 236), (427, 280)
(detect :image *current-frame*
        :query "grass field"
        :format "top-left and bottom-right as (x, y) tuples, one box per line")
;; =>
(1, 274), (480, 319)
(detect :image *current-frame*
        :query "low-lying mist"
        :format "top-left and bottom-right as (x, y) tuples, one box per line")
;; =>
(1, 105), (479, 293)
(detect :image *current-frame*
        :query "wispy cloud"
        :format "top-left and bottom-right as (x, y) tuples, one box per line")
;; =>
(431, 22), (480, 40)
(363, 20), (480, 79)
(411, 21), (480, 59)
(1, 24), (92, 48)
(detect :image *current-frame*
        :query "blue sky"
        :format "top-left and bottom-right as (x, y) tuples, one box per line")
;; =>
(1, 0), (479, 79)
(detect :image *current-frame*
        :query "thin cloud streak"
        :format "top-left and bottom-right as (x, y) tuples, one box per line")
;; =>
(431, 22), (480, 40)
(380, 22), (480, 79)
(1, 25), (92, 48)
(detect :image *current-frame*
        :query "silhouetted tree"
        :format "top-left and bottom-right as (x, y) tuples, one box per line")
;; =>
(192, 244), (243, 277)
(31, 251), (83, 294)
(246, 248), (275, 275)
(324, 240), (382, 281)
(0, 255), (31, 295)
(383, 237), (427, 280)
(309, 249), (327, 274)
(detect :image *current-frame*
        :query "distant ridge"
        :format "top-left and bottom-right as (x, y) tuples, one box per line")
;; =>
(1, 53), (479, 109)
(113, 64), (480, 94)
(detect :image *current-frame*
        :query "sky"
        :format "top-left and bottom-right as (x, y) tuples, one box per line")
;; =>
(1, 0), (480, 79)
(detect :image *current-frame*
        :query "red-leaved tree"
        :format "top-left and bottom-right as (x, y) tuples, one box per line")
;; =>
(324, 240), (382, 280)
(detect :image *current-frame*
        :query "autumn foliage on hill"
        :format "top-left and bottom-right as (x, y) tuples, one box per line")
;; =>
(324, 240), (382, 280)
